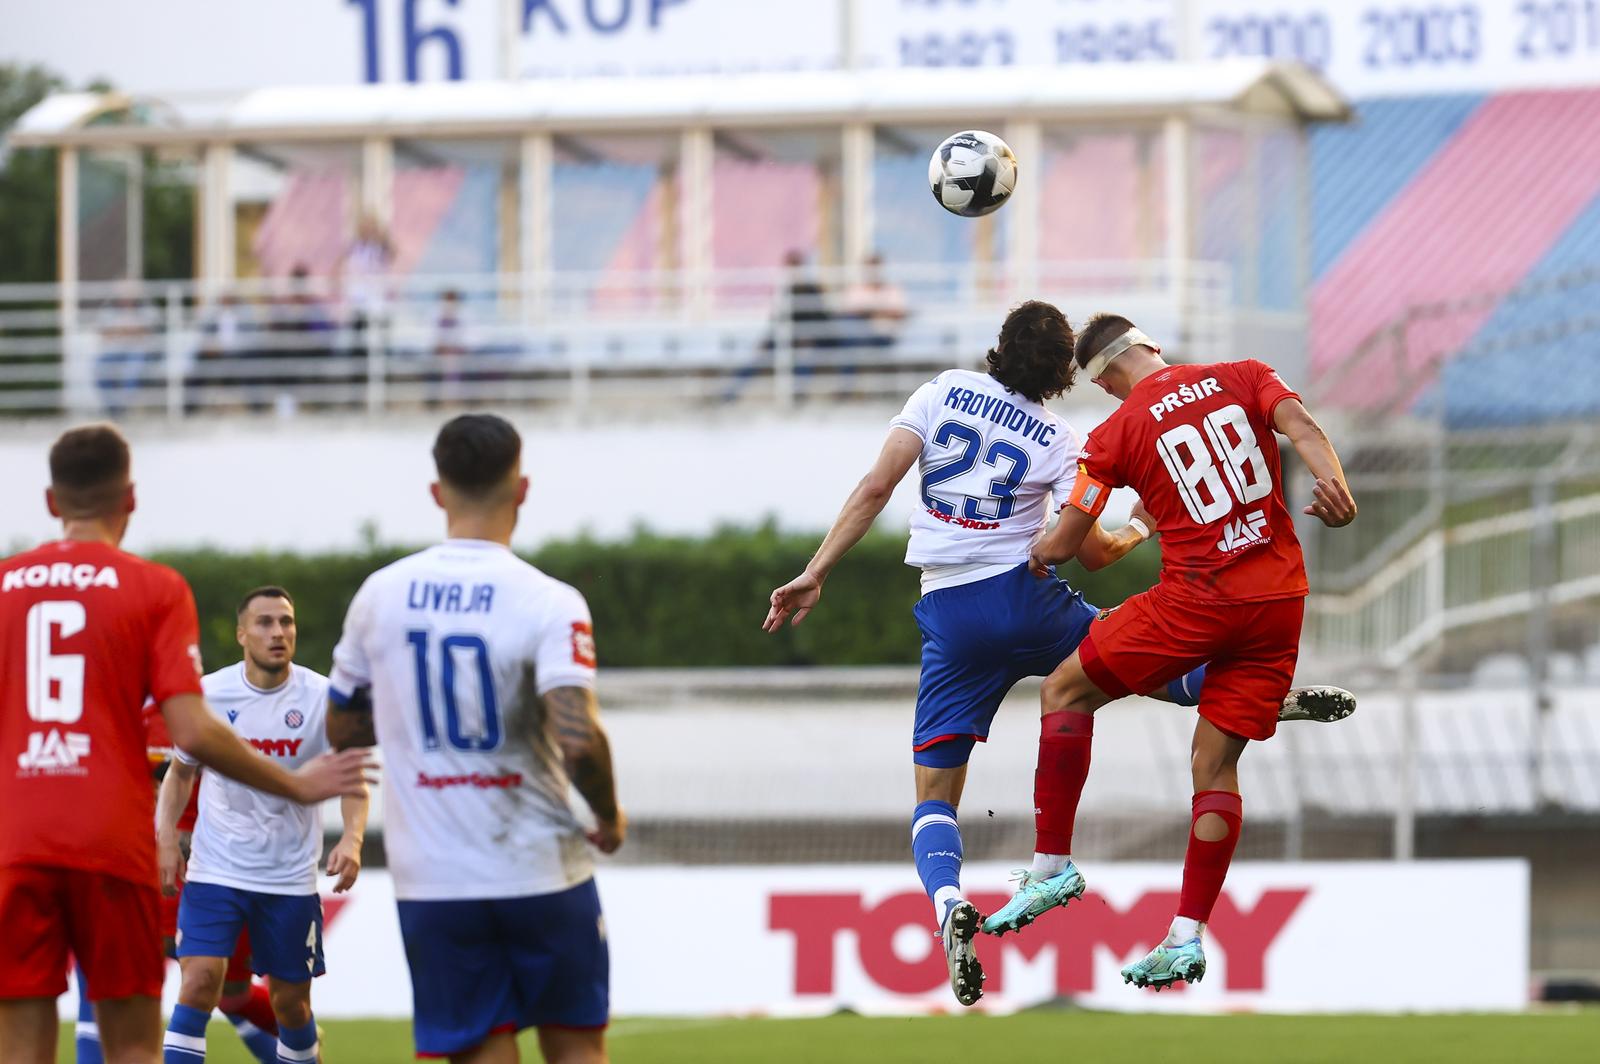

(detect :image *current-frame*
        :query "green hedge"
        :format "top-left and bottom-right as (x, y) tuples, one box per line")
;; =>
(155, 525), (1161, 673)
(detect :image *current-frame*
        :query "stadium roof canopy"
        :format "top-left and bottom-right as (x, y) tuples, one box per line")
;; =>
(10, 60), (1347, 147)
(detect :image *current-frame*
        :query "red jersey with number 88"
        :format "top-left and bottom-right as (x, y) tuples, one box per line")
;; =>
(1077, 359), (1308, 603)
(0, 540), (204, 886)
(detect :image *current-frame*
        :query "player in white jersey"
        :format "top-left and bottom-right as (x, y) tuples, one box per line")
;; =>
(327, 414), (622, 1064)
(155, 586), (366, 1064)
(763, 301), (1354, 1007)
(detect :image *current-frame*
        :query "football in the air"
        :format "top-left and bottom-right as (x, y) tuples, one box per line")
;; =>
(928, 130), (1017, 218)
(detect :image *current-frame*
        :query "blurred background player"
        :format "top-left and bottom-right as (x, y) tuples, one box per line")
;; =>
(0, 424), (374, 1064)
(996, 314), (1356, 988)
(156, 585), (366, 1064)
(763, 302), (1354, 1007)
(326, 414), (623, 1064)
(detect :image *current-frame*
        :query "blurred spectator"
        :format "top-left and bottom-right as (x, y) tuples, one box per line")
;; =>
(186, 293), (254, 412)
(342, 213), (395, 333)
(839, 253), (908, 355)
(779, 249), (831, 355)
(94, 288), (160, 417)
(264, 265), (336, 413)
(433, 288), (468, 407)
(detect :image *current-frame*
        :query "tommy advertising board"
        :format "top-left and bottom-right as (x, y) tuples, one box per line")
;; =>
(71, 859), (1526, 1018)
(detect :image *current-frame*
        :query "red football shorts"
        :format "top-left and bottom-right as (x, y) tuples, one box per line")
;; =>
(0, 865), (163, 1001)
(1079, 586), (1306, 742)
(226, 929), (254, 983)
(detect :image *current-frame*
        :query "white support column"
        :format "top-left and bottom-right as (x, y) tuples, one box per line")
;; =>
(359, 137), (393, 416)
(361, 136), (395, 229)
(1163, 115), (1193, 356)
(198, 143), (235, 291)
(841, 122), (873, 280)
(124, 148), (143, 281)
(58, 147), (79, 310)
(1004, 119), (1042, 297)
(679, 126), (714, 321)
(1241, 122), (1262, 314)
(519, 132), (552, 323)
(58, 146), (86, 415)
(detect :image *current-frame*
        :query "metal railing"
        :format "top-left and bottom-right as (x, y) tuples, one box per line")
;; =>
(0, 260), (1244, 417)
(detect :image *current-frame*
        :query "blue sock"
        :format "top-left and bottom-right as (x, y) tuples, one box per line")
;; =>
(227, 1015), (280, 1064)
(911, 799), (964, 925)
(1167, 665), (1206, 707)
(75, 966), (103, 1064)
(276, 1015), (318, 1064)
(164, 1003), (210, 1062)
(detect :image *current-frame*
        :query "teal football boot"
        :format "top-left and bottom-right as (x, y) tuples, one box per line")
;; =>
(980, 863), (1086, 936)
(1121, 938), (1207, 990)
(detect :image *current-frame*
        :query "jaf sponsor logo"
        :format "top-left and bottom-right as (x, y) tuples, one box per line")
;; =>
(1217, 509), (1269, 552)
(17, 729), (91, 775)
(769, 887), (1307, 996)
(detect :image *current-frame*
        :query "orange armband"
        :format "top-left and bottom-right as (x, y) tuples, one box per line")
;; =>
(1067, 464), (1110, 517)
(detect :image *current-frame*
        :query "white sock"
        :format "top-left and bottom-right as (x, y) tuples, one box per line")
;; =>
(1030, 852), (1072, 877)
(1165, 916), (1203, 946)
(933, 885), (963, 924)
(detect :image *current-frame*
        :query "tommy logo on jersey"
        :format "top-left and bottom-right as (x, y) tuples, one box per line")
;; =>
(1217, 510), (1269, 553)
(16, 729), (90, 775)
(571, 621), (597, 668)
(249, 737), (305, 757)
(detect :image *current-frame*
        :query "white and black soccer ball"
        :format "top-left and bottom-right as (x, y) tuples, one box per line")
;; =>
(929, 130), (1017, 218)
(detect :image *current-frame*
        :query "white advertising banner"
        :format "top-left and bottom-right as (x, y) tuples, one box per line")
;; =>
(69, 859), (1527, 1019)
(857, 0), (1600, 96)
(5, 1), (1598, 98)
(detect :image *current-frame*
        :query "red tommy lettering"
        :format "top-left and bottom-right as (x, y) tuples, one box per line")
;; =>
(768, 887), (1306, 996)
(1206, 889), (1309, 991)
(246, 738), (304, 757)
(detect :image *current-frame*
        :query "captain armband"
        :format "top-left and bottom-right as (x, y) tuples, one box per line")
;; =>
(1067, 464), (1110, 518)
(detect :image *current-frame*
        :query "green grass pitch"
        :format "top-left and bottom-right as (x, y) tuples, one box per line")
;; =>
(59, 1010), (1599, 1062)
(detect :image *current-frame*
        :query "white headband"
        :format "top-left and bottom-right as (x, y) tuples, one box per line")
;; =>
(1084, 328), (1160, 379)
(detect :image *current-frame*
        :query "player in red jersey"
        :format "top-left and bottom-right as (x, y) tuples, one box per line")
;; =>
(73, 709), (270, 1064)
(984, 315), (1356, 989)
(0, 424), (373, 1064)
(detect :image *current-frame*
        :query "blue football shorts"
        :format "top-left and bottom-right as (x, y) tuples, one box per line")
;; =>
(912, 562), (1099, 766)
(175, 880), (325, 982)
(396, 878), (609, 1057)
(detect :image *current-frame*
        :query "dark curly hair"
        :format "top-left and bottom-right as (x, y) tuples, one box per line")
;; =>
(985, 301), (1076, 403)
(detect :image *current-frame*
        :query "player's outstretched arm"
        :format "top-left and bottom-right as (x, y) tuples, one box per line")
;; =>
(162, 693), (375, 803)
(543, 685), (625, 854)
(155, 757), (198, 895)
(763, 428), (921, 631)
(1073, 498), (1156, 572)
(1029, 505), (1098, 574)
(1273, 398), (1357, 528)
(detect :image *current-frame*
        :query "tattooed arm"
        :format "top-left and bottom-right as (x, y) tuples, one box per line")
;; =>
(327, 686), (378, 750)
(543, 685), (625, 854)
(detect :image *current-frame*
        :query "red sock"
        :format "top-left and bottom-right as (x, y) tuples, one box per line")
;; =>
(1177, 790), (1243, 922)
(1034, 711), (1094, 854)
